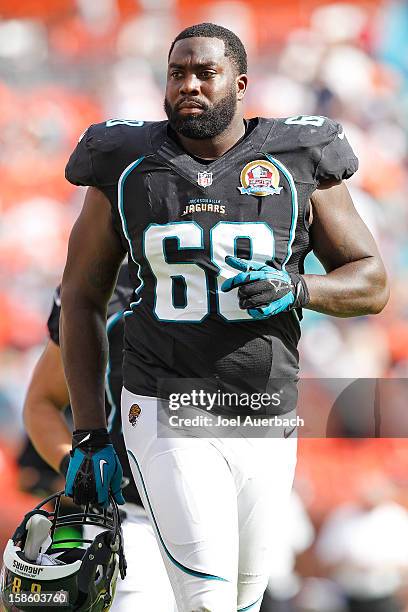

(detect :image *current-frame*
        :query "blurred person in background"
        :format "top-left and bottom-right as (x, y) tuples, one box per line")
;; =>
(315, 473), (408, 612)
(23, 265), (174, 611)
(260, 490), (315, 612)
(18, 437), (64, 500)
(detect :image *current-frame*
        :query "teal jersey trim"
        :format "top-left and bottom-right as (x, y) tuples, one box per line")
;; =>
(264, 154), (298, 271)
(117, 156), (146, 314)
(105, 310), (124, 432)
(127, 449), (229, 582)
(238, 595), (263, 611)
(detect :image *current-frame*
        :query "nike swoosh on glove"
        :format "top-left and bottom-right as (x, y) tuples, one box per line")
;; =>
(65, 428), (125, 508)
(221, 256), (310, 320)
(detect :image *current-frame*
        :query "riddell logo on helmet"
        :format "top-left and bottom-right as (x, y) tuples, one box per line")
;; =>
(13, 560), (44, 577)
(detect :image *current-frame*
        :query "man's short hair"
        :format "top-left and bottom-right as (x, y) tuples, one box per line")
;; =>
(168, 22), (247, 74)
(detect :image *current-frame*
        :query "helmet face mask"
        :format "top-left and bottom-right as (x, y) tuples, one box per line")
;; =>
(1, 491), (126, 611)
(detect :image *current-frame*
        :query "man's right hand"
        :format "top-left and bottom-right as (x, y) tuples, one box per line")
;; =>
(65, 428), (125, 507)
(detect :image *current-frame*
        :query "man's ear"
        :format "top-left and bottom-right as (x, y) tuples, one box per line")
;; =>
(236, 74), (248, 100)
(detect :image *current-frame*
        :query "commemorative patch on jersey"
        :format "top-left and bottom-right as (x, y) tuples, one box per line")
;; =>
(197, 171), (213, 188)
(129, 404), (141, 427)
(238, 160), (283, 197)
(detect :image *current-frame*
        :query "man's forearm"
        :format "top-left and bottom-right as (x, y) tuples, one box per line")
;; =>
(24, 399), (71, 472)
(304, 257), (389, 317)
(60, 296), (108, 430)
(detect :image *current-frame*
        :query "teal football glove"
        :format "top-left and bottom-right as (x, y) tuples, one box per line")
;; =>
(65, 429), (125, 508)
(221, 256), (309, 320)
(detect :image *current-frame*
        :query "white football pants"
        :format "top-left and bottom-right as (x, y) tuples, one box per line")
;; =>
(121, 389), (297, 612)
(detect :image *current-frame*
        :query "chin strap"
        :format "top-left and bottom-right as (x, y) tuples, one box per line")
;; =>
(23, 515), (53, 562)
(12, 509), (50, 548)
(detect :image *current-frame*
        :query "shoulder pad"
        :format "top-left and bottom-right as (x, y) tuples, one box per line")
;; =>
(273, 115), (358, 184)
(277, 115), (338, 146)
(65, 120), (162, 188)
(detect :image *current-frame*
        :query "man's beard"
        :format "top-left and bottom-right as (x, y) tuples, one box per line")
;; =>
(164, 88), (237, 139)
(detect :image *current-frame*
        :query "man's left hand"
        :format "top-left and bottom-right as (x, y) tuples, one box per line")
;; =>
(65, 429), (125, 508)
(221, 256), (309, 320)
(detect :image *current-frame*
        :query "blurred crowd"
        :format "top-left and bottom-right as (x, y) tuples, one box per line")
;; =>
(1, 0), (408, 610)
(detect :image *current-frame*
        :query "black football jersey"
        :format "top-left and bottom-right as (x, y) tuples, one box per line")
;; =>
(47, 265), (141, 506)
(66, 115), (358, 414)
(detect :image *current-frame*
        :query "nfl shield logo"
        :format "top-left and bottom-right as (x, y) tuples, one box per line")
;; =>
(197, 171), (213, 188)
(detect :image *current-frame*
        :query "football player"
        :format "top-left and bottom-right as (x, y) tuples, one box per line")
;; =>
(23, 266), (174, 611)
(60, 23), (389, 612)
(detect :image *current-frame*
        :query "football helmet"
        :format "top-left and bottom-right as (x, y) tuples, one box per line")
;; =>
(1, 490), (126, 611)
